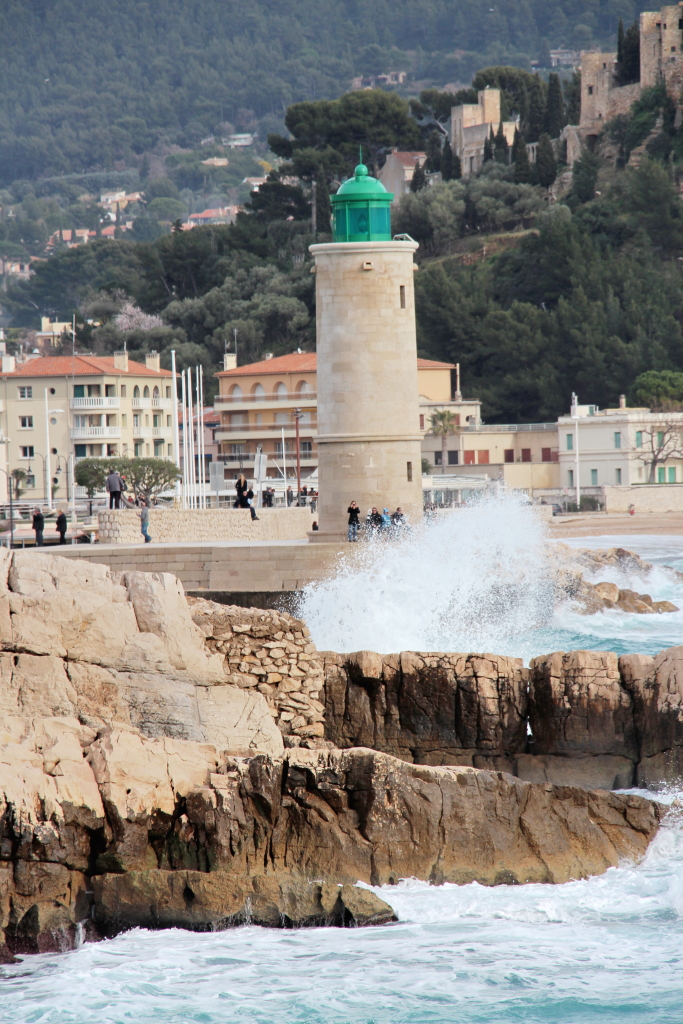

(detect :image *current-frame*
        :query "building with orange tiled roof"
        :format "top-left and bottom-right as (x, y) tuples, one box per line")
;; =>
(213, 350), (477, 484)
(0, 350), (176, 504)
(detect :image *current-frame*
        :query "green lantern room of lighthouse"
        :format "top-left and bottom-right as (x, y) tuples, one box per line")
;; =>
(331, 162), (393, 242)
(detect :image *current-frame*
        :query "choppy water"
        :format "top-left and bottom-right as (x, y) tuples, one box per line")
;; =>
(2, 796), (683, 1024)
(299, 498), (683, 661)
(3, 502), (683, 1022)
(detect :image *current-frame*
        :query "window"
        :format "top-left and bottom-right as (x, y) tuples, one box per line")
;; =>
(87, 384), (101, 397)
(614, 432), (621, 449)
(658, 466), (665, 483)
(133, 414), (140, 429)
(120, 385), (127, 398)
(106, 414), (116, 427)
(168, 444), (173, 456)
(464, 451), (475, 464)
(635, 431), (642, 447)
(20, 446), (34, 458)
(121, 414), (127, 427)
(668, 467), (676, 483)
(166, 415), (171, 427)
(106, 445), (117, 456)
(133, 386), (140, 399)
(26, 474), (35, 488)
(400, 285), (406, 309)
(145, 415), (149, 426)
(568, 469), (574, 487)
(73, 384), (85, 398)
(406, 461), (412, 482)
(434, 451), (442, 465)
(143, 385), (150, 398)
(230, 384), (243, 399)
(587, 85), (593, 95)
(275, 382), (288, 401)
(134, 441), (143, 457)
(504, 449), (514, 463)
(154, 439), (163, 455)
(75, 445), (86, 458)
(275, 412), (289, 424)
(18, 386), (32, 399)
(153, 414), (160, 428)
(448, 450), (458, 465)
(166, 387), (171, 398)
(19, 416), (33, 429)
(153, 386), (160, 398)
(419, 414), (425, 430)
(105, 384), (116, 397)
(521, 449), (531, 463)
(616, 468), (622, 484)
(657, 431), (664, 446)
(254, 383), (265, 401)
(301, 441), (312, 457)
(566, 434), (574, 450)
(478, 450), (489, 464)
(297, 380), (310, 394)
(591, 469), (598, 485)
(541, 447), (551, 462)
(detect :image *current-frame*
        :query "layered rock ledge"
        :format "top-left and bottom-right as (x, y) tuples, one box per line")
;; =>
(0, 718), (662, 960)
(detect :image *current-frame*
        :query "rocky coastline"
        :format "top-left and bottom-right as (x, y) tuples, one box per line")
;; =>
(0, 551), (677, 960)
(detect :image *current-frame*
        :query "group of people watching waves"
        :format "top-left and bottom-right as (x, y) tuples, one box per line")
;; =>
(347, 501), (408, 542)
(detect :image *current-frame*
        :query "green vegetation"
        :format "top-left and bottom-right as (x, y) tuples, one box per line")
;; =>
(75, 457), (180, 500)
(0, 0), (642, 187)
(631, 370), (683, 409)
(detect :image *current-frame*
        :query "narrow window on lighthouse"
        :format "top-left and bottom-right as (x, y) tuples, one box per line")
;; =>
(407, 461), (413, 481)
(400, 285), (406, 309)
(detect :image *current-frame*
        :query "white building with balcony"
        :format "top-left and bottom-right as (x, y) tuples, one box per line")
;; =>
(0, 350), (174, 504)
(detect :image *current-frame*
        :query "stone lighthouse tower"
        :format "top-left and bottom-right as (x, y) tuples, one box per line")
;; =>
(310, 163), (422, 539)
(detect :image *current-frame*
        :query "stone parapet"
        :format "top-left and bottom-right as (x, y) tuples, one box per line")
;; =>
(98, 507), (314, 544)
(603, 484), (683, 512)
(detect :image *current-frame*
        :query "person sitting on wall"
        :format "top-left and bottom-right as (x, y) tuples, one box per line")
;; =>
(246, 487), (259, 521)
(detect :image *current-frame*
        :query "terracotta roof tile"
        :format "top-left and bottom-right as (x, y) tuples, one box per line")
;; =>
(0, 355), (172, 378)
(217, 353), (454, 376)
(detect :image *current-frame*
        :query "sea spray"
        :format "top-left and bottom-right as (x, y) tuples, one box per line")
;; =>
(299, 494), (555, 654)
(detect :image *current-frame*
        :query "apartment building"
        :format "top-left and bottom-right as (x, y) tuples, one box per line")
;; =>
(422, 420), (560, 492)
(557, 401), (683, 489)
(0, 351), (174, 503)
(214, 352), (458, 483)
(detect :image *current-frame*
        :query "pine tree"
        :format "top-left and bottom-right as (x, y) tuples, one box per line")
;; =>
(615, 20), (640, 85)
(483, 127), (494, 162)
(452, 152), (462, 180)
(544, 73), (565, 139)
(441, 138), (453, 181)
(617, 18), (625, 66)
(410, 160), (427, 192)
(315, 166), (332, 233)
(494, 121), (509, 163)
(425, 130), (442, 173)
(571, 151), (599, 203)
(536, 133), (557, 188)
(513, 129), (531, 184)
(527, 74), (546, 143)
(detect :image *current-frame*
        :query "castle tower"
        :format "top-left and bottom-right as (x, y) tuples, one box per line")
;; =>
(310, 163), (423, 539)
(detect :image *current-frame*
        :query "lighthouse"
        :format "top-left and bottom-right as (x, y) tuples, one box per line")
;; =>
(310, 162), (423, 539)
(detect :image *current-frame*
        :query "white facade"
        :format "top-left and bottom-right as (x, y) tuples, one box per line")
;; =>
(557, 404), (683, 491)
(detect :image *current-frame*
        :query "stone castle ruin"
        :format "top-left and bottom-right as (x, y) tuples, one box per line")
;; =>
(581, 3), (683, 141)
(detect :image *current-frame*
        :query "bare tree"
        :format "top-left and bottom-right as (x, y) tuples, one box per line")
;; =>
(628, 423), (683, 482)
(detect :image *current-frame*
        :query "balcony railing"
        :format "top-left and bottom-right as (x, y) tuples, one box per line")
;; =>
(132, 426), (166, 438)
(463, 422), (558, 432)
(215, 421), (317, 435)
(70, 397), (120, 409)
(70, 426), (121, 439)
(215, 392), (317, 407)
(131, 397), (171, 409)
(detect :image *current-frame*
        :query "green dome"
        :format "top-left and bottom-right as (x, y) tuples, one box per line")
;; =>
(334, 163), (389, 197)
(330, 163), (393, 242)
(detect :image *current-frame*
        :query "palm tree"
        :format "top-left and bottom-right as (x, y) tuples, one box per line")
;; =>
(429, 410), (458, 475)
(11, 469), (26, 500)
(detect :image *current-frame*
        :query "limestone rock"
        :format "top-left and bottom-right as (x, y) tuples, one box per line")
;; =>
(322, 650), (528, 765)
(620, 646), (683, 788)
(91, 870), (395, 934)
(515, 753), (635, 790)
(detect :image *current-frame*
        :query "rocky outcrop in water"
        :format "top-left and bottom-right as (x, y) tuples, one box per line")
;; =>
(323, 646), (683, 790)
(0, 717), (662, 960)
(551, 544), (679, 614)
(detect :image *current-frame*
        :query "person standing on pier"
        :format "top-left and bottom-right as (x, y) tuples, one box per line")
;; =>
(347, 501), (360, 542)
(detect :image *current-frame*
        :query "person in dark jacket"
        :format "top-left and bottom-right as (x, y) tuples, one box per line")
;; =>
(234, 473), (249, 508)
(56, 509), (68, 544)
(245, 487), (259, 521)
(32, 507), (44, 546)
(347, 501), (360, 542)
(367, 507), (383, 535)
(105, 469), (124, 509)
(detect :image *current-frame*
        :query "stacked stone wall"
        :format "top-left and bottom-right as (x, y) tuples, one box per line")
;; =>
(188, 598), (326, 743)
(97, 507), (313, 544)
(603, 483), (683, 512)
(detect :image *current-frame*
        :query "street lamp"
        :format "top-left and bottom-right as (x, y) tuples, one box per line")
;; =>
(0, 440), (14, 547)
(293, 407), (302, 501)
(571, 392), (581, 510)
(26, 452), (48, 502)
(44, 390), (64, 512)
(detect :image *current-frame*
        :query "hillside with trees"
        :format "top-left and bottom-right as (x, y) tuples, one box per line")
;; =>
(0, 0), (647, 185)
